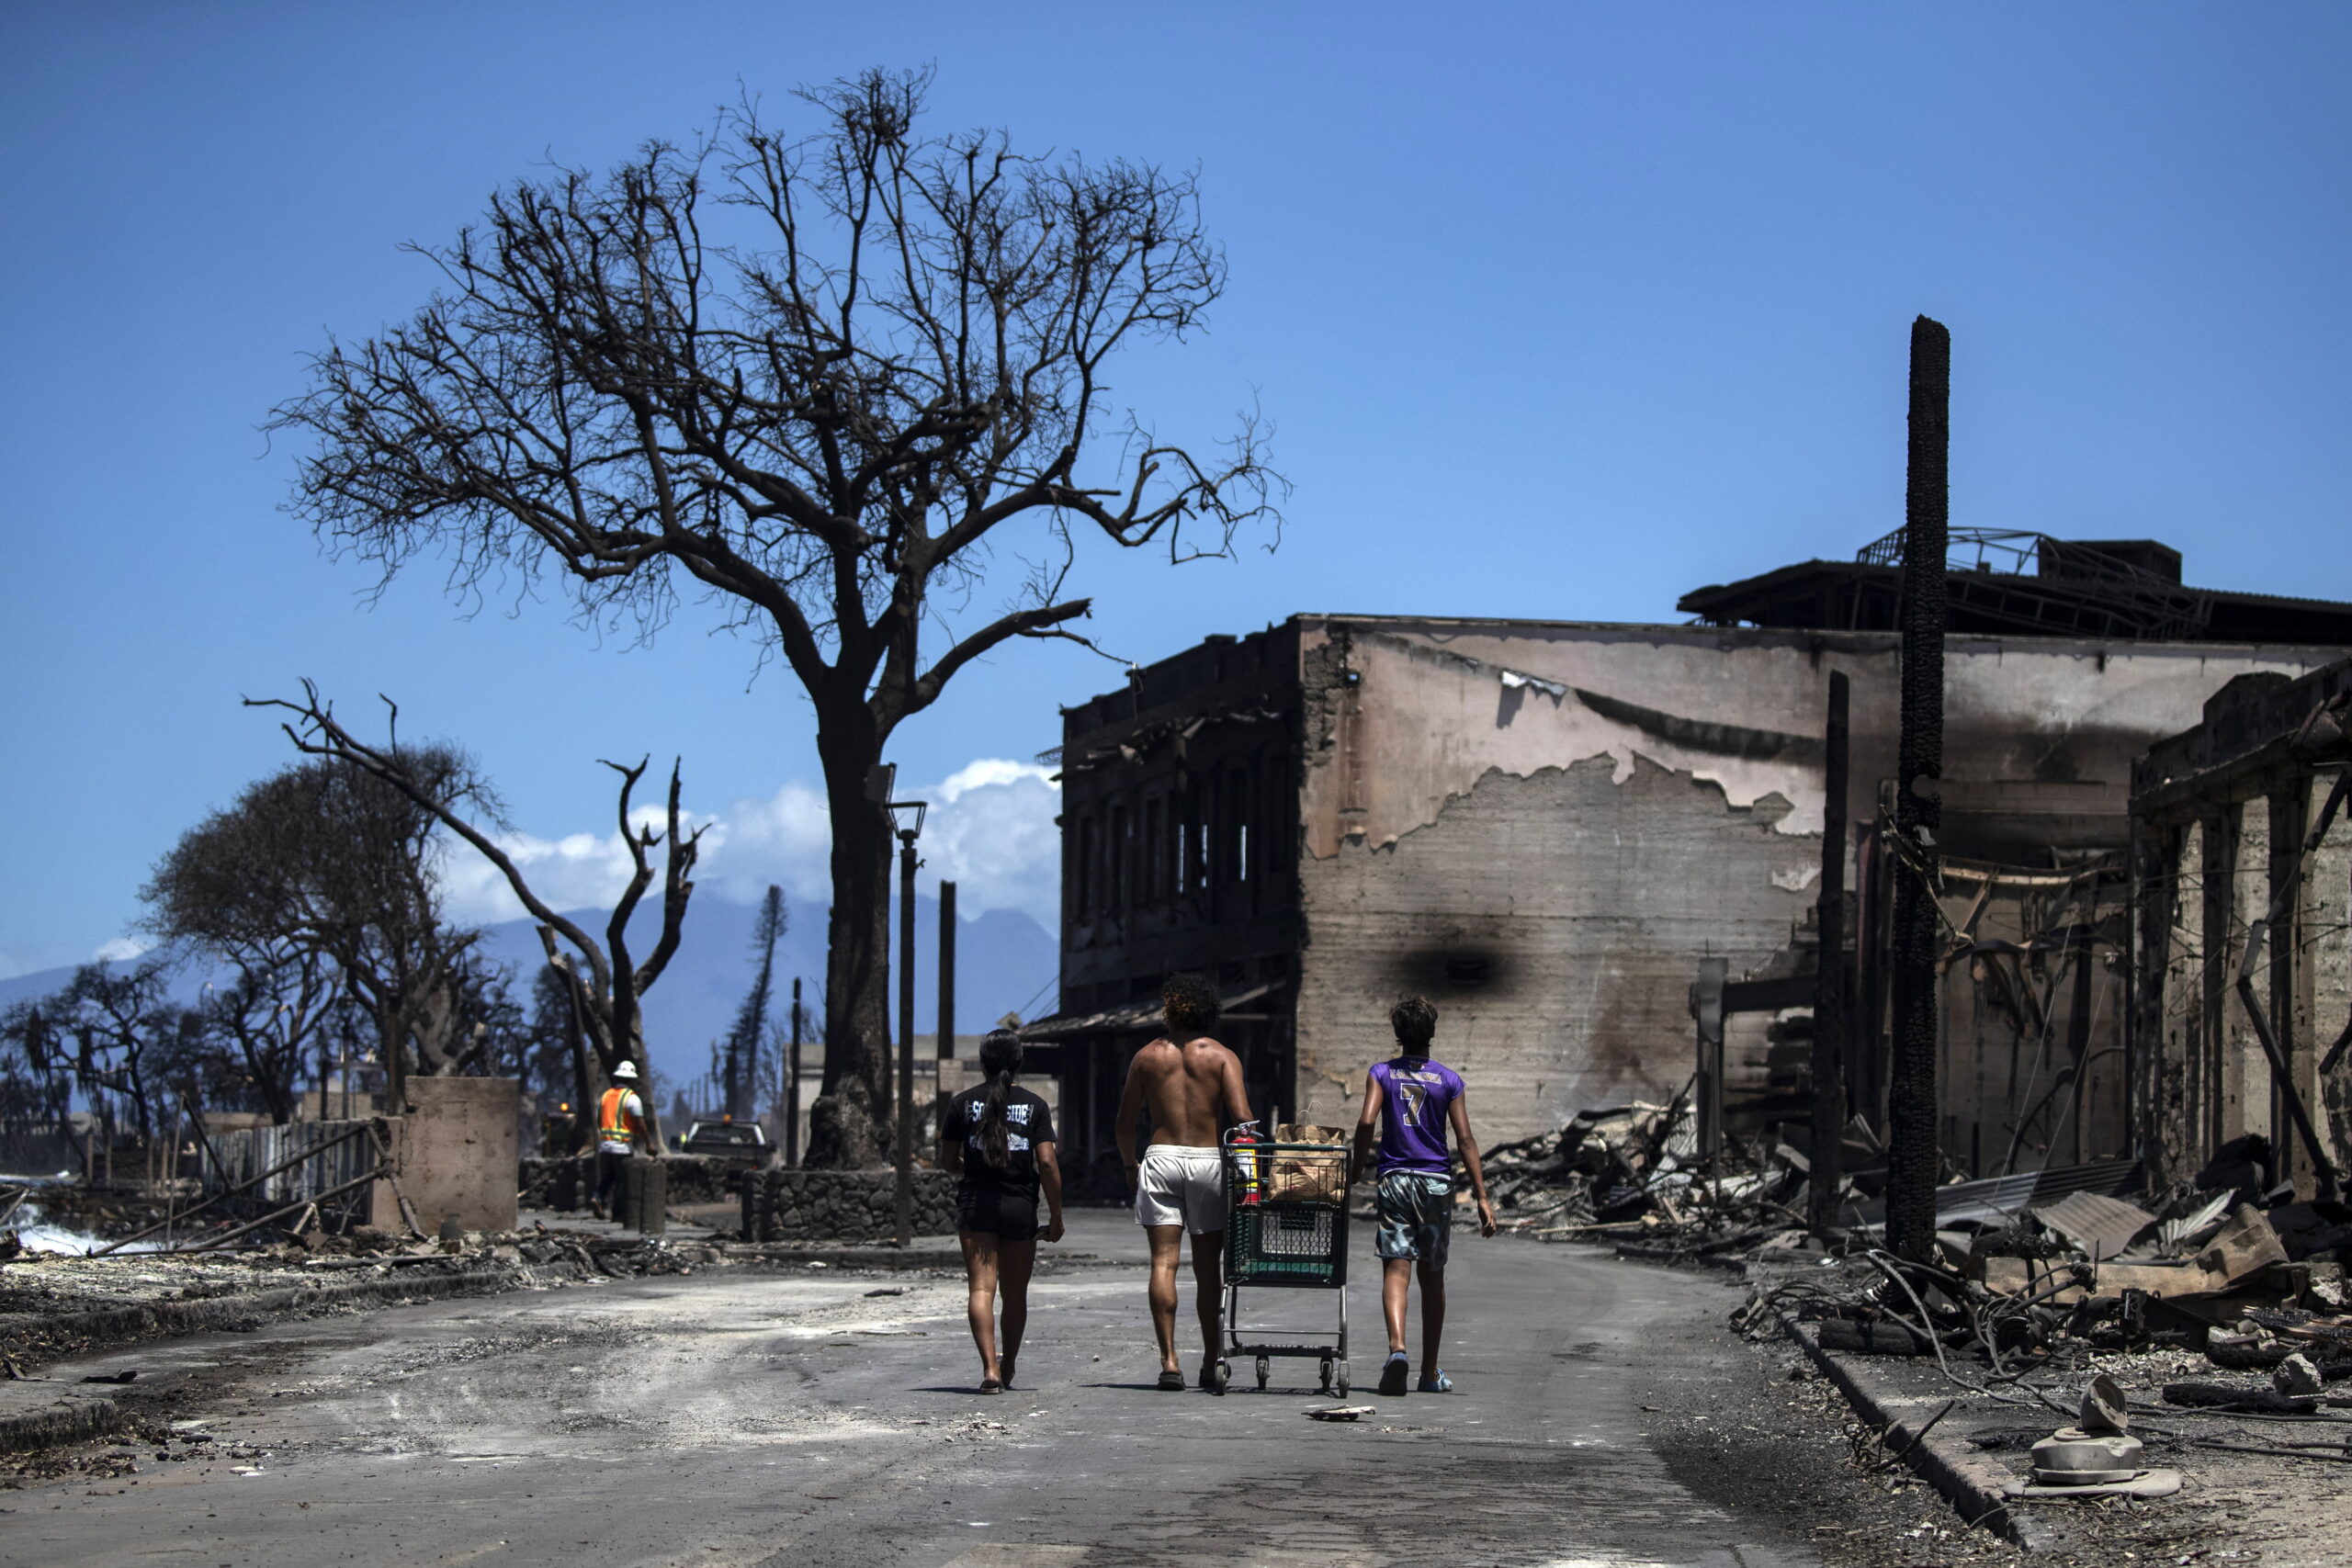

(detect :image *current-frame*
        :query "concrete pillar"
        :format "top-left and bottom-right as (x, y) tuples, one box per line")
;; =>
(2272, 784), (2313, 1193)
(2158, 824), (2204, 1180)
(631, 1159), (667, 1237)
(2225, 800), (2273, 1156)
(2199, 814), (2234, 1162)
(2308, 771), (2352, 1169)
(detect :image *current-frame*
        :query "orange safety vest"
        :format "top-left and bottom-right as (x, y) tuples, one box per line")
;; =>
(597, 1087), (641, 1147)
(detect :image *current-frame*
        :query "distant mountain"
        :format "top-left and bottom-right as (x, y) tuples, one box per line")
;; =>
(0, 895), (1059, 1088)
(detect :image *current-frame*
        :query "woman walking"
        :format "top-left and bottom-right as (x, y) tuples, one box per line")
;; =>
(939, 1029), (1065, 1393)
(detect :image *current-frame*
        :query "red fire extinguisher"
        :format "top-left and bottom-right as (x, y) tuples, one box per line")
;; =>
(1233, 1125), (1263, 1205)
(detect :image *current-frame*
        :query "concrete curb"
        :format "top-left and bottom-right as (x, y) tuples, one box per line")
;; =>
(1781, 1314), (2057, 1554)
(0, 1266), (525, 1457)
(3, 1264), (523, 1365)
(718, 1244), (985, 1270)
(0, 1390), (130, 1455)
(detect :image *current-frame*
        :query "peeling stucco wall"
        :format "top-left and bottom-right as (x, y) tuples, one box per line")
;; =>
(1295, 617), (2344, 865)
(1286, 617), (2347, 1143)
(1292, 757), (1815, 1142)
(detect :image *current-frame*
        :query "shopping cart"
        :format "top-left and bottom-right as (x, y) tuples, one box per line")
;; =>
(1214, 1123), (1352, 1395)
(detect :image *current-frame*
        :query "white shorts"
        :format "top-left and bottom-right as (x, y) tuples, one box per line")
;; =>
(1134, 1145), (1226, 1235)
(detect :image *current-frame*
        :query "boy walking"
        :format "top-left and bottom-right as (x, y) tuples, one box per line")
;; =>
(1350, 995), (1497, 1396)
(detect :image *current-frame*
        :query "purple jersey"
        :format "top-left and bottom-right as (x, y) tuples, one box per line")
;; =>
(1371, 1056), (1464, 1175)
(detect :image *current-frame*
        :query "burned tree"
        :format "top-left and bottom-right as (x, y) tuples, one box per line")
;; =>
(718, 886), (787, 1122)
(143, 749), (497, 1105)
(187, 949), (340, 1125)
(254, 683), (701, 1136)
(270, 68), (1279, 1164)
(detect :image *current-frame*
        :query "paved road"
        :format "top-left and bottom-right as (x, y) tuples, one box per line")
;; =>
(6, 1213), (1820, 1568)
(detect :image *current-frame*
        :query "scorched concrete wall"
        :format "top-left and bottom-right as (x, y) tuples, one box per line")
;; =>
(1288, 617), (2346, 1143)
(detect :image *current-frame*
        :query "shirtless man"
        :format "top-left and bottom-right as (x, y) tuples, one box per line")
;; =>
(1116, 971), (1254, 1393)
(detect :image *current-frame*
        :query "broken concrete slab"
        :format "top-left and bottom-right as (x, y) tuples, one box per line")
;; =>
(2275, 1352), (2324, 1396)
(2195, 1203), (2290, 1285)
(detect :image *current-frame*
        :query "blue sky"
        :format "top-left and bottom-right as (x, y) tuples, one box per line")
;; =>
(4, 4), (2347, 976)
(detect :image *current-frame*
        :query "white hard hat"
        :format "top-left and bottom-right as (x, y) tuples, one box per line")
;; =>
(611, 1060), (640, 1081)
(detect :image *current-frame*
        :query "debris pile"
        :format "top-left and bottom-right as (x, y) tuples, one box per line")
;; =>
(1724, 1137), (2352, 1499)
(1476, 1095), (1817, 1257)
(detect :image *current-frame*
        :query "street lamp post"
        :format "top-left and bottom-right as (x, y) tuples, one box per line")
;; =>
(888, 798), (928, 1247)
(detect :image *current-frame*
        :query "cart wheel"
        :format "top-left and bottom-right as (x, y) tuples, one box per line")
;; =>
(1255, 1356), (1270, 1390)
(1317, 1359), (1334, 1393)
(1212, 1359), (1231, 1395)
(1334, 1360), (1350, 1397)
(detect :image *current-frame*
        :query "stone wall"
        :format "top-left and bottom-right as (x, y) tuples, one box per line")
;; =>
(749, 1168), (956, 1242)
(519, 1154), (746, 1210)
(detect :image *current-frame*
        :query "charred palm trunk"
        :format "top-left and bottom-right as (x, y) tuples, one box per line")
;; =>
(1886, 315), (1950, 1264)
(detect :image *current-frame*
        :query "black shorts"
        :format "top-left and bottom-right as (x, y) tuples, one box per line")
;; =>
(956, 1182), (1040, 1240)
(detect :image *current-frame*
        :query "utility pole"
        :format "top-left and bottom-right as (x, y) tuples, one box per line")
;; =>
(1887, 315), (1950, 1265)
(1810, 670), (1850, 1237)
(785, 978), (802, 1169)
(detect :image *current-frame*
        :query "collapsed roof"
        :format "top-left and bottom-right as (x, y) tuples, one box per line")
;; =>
(1679, 529), (2352, 645)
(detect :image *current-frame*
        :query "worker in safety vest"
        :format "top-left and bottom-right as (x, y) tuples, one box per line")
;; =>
(591, 1060), (661, 1220)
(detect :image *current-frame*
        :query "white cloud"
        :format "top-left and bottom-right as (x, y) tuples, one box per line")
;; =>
(436, 761), (1060, 930)
(935, 758), (1057, 802)
(93, 937), (151, 964)
(915, 764), (1062, 928)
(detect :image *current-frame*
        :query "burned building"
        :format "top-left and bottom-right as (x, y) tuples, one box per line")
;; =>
(2130, 657), (2352, 1200)
(1025, 532), (2352, 1190)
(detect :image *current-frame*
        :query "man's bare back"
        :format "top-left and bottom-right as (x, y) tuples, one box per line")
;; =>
(1123, 1033), (1250, 1150)
(1118, 975), (1253, 1388)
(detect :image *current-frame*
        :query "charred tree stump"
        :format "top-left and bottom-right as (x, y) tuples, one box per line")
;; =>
(1811, 670), (1851, 1236)
(1887, 315), (1951, 1265)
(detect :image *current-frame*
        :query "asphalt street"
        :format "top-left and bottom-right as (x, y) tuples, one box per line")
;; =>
(5, 1212), (1824, 1568)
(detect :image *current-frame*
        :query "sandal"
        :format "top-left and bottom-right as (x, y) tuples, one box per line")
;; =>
(1155, 1370), (1185, 1392)
(1417, 1371), (1453, 1393)
(978, 1377), (1002, 1395)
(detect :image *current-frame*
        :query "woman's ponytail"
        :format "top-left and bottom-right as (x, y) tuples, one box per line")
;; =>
(976, 1029), (1024, 1168)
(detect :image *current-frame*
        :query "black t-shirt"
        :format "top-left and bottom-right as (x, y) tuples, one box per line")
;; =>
(941, 1085), (1056, 1199)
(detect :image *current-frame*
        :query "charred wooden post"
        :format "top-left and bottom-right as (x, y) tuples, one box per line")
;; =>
(938, 881), (957, 1061)
(1694, 957), (1728, 1157)
(786, 978), (803, 1169)
(1810, 671), (1850, 1235)
(1887, 314), (1951, 1264)
(896, 825), (919, 1247)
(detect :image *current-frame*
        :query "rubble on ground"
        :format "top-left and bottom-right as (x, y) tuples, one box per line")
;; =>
(1475, 1092), (1815, 1257)
(1496, 1095), (2352, 1510)
(0, 1223), (736, 1367)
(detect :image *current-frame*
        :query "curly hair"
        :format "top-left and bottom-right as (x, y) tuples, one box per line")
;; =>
(1389, 994), (1438, 1051)
(1160, 971), (1221, 1033)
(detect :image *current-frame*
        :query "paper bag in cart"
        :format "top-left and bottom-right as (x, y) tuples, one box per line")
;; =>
(1267, 1123), (1351, 1205)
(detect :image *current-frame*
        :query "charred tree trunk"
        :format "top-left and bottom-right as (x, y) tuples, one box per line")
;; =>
(807, 716), (897, 1168)
(1811, 671), (1850, 1236)
(1887, 315), (1951, 1265)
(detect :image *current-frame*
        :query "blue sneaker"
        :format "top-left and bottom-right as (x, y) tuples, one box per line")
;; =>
(1377, 1352), (1409, 1396)
(1417, 1370), (1453, 1393)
